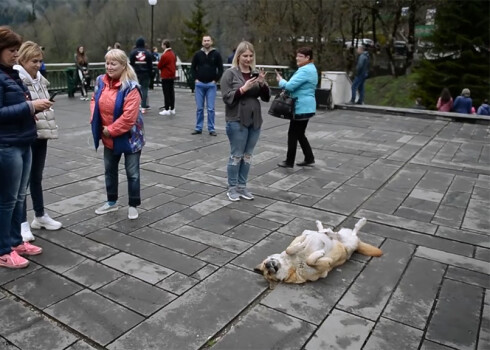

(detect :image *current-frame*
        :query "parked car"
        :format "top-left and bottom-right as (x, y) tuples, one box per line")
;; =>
(344, 38), (374, 49)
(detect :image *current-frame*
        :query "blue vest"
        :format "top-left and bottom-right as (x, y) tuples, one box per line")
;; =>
(91, 75), (145, 155)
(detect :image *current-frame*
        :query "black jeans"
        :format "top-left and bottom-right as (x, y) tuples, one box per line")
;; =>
(161, 79), (175, 110)
(286, 118), (314, 165)
(23, 139), (48, 220)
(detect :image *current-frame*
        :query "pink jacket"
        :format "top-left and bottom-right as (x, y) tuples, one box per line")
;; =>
(437, 97), (453, 112)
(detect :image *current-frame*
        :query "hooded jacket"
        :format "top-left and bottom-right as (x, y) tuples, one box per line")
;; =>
(477, 103), (490, 116)
(0, 64), (37, 146)
(129, 38), (153, 78)
(14, 64), (58, 139)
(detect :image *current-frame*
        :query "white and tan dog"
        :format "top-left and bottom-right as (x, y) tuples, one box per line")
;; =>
(254, 218), (382, 288)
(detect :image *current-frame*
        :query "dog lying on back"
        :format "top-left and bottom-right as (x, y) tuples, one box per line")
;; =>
(254, 218), (382, 289)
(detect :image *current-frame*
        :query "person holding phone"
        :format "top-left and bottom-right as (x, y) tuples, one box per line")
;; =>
(0, 27), (48, 268)
(15, 41), (62, 241)
(276, 47), (318, 168)
(220, 41), (270, 201)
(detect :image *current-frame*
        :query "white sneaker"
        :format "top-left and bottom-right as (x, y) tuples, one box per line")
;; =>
(21, 222), (35, 242)
(170, 109), (176, 115)
(128, 206), (139, 220)
(95, 203), (119, 215)
(31, 214), (62, 230)
(159, 110), (171, 116)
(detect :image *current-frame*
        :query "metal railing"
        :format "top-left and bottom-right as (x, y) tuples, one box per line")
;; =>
(43, 62), (291, 93)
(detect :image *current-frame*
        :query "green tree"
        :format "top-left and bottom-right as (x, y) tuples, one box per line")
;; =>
(181, 0), (210, 60)
(413, 0), (490, 109)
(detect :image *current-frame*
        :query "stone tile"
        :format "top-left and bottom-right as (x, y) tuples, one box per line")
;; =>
(246, 216), (283, 231)
(432, 205), (465, 227)
(395, 206), (434, 222)
(156, 272), (199, 295)
(356, 209), (438, 234)
(383, 257), (445, 329)
(462, 198), (490, 233)
(130, 226), (207, 256)
(45, 289), (144, 346)
(33, 229), (118, 261)
(337, 239), (415, 321)
(172, 225), (251, 254)
(415, 246), (489, 274)
(88, 229), (205, 275)
(449, 175), (476, 192)
(109, 205), (185, 234)
(214, 304), (316, 350)
(314, 185), (375, 215)
(108, 267), (265, 350)
(426, 279), (482, 350)
(46, 190), (106, 215)
(98, 276), (176, 316)
(305, 308), (374, 350)
(0, 298), (78, 349)
(420, 340), (455, 350)
(4, 268), (82, 309)
(479, 291), (490, 350)
(360, 188), (407, 215)
(66, 340), (98, 350)
(190, 197), (230, 216)
(102, 252), (173, 284)
(261, 260), (364, 324)
(402, 197), (439, 211)
(224, 223), (271, 243)
(441, 191), (471, 208)
(364, 317), (423, 350)
(194, 247), (236, 266)
(64, 260), (123, 289)
(446, 266), (490, 289)
(0, 261), (41, 285)
(189, 207), (251, 234)
(416, 171), (454, 193)
(27, 238), (86, 273)
(266, 201), (346, 226)
(139, 192), (176, 210)
(384, 168), (426, 194)
(409, 188), (444, 202)
(190, 264), (219, 280)
(150, 207), (202, 232)
(435, 226), (490, 249)
(475, 246), (490, 262)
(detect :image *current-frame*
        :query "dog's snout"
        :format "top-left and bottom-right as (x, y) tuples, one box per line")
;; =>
(265, 260), (279, 273)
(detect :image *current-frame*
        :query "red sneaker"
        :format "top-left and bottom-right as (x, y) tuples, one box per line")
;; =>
(0, 251), (29, 269)
(12, 242), (43, 256)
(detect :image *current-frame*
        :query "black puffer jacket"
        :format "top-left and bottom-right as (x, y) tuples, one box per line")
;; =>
(0, 64), (36, 146)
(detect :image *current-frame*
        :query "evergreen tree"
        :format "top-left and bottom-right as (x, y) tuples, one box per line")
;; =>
(182, 0), (211, 60)
(413, 0), (489, 109)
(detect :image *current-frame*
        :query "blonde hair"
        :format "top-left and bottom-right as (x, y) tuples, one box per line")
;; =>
(18, 41), (43, 65)
(104, 49), (138, 88)
(231, 41), (256, 69)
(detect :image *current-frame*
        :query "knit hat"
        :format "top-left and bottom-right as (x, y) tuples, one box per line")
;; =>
(462, 88), (470, 97)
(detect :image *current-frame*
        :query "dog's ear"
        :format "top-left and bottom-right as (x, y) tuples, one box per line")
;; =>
(253, 263), (264, 274)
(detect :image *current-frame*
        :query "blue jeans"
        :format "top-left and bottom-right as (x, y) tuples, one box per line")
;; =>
(194, 81), (217, 132)
(138, 74), (150, 108)
(23, 139), (48, 221)
(226, 122), (261, 188)
(351, 75), (366, 104)
(103, 147), (141, 207)
(0, 145), (31, 255)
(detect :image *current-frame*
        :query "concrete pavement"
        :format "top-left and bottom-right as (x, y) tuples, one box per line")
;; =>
(0, 87), (488, 350)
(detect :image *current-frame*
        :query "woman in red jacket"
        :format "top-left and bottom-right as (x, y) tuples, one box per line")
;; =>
(157, 39), (177, 116)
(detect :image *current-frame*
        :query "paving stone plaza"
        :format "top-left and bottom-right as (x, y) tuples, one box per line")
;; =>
(0, 88), (488, 350)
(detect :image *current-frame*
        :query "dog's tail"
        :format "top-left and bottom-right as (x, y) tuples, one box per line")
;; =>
(356, 241), (383, 257)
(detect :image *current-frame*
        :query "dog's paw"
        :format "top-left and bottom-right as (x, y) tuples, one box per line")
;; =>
(315, 220), (324, 232)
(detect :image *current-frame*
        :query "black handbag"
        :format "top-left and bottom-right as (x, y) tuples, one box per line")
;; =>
(268, 91), (296, 119)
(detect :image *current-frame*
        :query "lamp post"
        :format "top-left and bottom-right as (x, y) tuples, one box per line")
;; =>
(148, 0), (157, 50)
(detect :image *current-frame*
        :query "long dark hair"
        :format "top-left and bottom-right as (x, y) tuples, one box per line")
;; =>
(440, 88), (452, 103)
(76, 45), (88, 66)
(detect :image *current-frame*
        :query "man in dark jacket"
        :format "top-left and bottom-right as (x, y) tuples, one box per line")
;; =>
(129, 37), (153, 113)
(190, 35), (224, 136)
(349, 45), (369, 105)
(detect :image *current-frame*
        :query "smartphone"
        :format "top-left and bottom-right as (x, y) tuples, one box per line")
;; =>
(49, 91), (59, 102)
(251, 70), (260, 78)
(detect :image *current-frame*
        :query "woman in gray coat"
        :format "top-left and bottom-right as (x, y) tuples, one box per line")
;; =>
(220, 41), (270, 201)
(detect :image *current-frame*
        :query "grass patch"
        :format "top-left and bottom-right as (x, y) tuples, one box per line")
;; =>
(364, 74), (417, 108)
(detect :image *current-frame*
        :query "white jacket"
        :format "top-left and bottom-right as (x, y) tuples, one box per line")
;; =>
(14, 65), (58, 139)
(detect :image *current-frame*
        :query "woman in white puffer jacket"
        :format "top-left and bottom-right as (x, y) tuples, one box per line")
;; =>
(14, 41), (62, 241)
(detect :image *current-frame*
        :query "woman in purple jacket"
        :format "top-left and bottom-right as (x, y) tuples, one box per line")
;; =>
(0, 27), (50, 268)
